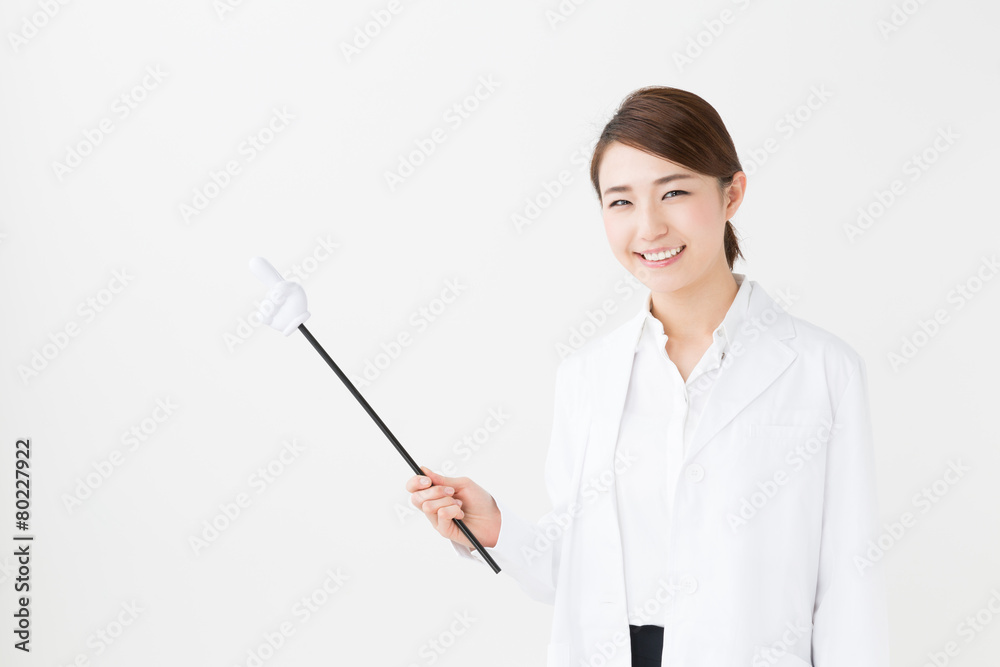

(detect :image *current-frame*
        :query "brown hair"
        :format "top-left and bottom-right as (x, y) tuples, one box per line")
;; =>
(589, 86), (745, 270)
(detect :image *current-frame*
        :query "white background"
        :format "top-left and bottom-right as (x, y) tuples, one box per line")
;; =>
(2, 0), (998, 665)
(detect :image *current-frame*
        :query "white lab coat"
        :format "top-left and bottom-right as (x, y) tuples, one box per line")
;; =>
(453, 276), (890, 667)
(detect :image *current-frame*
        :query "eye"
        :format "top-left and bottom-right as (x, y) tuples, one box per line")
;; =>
(608, 191), (687, 208)
(608, 190), (688, 208)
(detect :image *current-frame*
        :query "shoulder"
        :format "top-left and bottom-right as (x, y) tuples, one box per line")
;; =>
(780, 309), (869, 412)
(550, 311), (638, 414)
(556, 311), (637, 374)
(743, 277), (867, 383)
(785, 312), (865, 371)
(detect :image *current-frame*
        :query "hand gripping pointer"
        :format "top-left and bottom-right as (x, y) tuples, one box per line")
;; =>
(248, 257), (501, 574)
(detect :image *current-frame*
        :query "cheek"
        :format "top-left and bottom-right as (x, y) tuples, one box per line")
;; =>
(602, 218), (626, 248)
(685, 199), (726, 239)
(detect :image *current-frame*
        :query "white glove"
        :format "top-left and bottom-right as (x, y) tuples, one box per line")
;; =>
(249, 257), (311, 336)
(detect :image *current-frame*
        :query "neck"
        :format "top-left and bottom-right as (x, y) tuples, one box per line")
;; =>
(649, 267), (739, 340)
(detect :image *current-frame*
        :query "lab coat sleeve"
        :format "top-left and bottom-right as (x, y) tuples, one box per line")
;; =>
(811, 357), (891, 667)
(448, 495), (558, 605)
(449, 357), (581, 606)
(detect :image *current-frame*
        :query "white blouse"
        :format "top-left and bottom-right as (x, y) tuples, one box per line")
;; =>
(615, 273), (753, 626)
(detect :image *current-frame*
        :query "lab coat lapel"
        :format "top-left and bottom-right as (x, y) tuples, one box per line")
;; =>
(684, 282), (798, 461)
(571, 280), (798, 614)
(570, 311), (643, 609)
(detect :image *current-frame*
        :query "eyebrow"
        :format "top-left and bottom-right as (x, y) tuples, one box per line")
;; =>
(602, 173), (696, 198)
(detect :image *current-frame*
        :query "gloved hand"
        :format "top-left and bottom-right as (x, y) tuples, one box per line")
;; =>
(249, 257), (311, 336)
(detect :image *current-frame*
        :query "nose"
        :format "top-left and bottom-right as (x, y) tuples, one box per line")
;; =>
(636, 199), (670, 242)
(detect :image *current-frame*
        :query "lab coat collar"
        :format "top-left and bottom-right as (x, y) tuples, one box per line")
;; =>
(582, 273), (798, 477)
(634, 272), (754, 372)
(634, 272), (753, 354)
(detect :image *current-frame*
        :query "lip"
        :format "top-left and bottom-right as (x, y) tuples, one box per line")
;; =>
(635, 245), (686, 267)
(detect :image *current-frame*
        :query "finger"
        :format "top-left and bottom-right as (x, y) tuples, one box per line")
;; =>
(406, 472), (433, 493)
(421, 485), (454, 501)
(249, 257), (284, 287)
(436, 503), (464, 526)
(407, 466), (434, 492)
(410, 485), (453, 509)
(421, 495), (459, 516)
(420, 466), (459, 489)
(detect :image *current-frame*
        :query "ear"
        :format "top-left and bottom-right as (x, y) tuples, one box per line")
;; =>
(723, 171), (747, 217)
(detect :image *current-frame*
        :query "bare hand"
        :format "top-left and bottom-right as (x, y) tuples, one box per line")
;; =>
(405, 466), (500, 550)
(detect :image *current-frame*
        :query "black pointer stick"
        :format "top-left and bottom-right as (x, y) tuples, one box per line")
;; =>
(296, 324), (501, 573)
(249, 257), (501, 574)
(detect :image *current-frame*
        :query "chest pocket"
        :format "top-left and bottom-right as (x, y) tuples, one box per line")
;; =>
(742, 409), (830, 446)
(748, 423), (817, 439)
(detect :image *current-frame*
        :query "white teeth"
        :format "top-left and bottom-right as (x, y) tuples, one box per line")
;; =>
(640, 246), (685, 261)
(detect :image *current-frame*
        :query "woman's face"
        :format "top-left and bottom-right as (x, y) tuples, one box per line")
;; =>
(598, 141), (745, 294)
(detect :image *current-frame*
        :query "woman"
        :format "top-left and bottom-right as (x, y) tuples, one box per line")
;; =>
(405, 86), (890, 667)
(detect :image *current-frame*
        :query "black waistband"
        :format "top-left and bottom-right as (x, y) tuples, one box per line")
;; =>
(628, 624), (664, 666)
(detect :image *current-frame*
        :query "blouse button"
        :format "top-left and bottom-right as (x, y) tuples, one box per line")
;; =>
(684, 464), (705, 483)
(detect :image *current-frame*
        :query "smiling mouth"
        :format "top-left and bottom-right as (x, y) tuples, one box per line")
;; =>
(636, 245), (686, 261)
